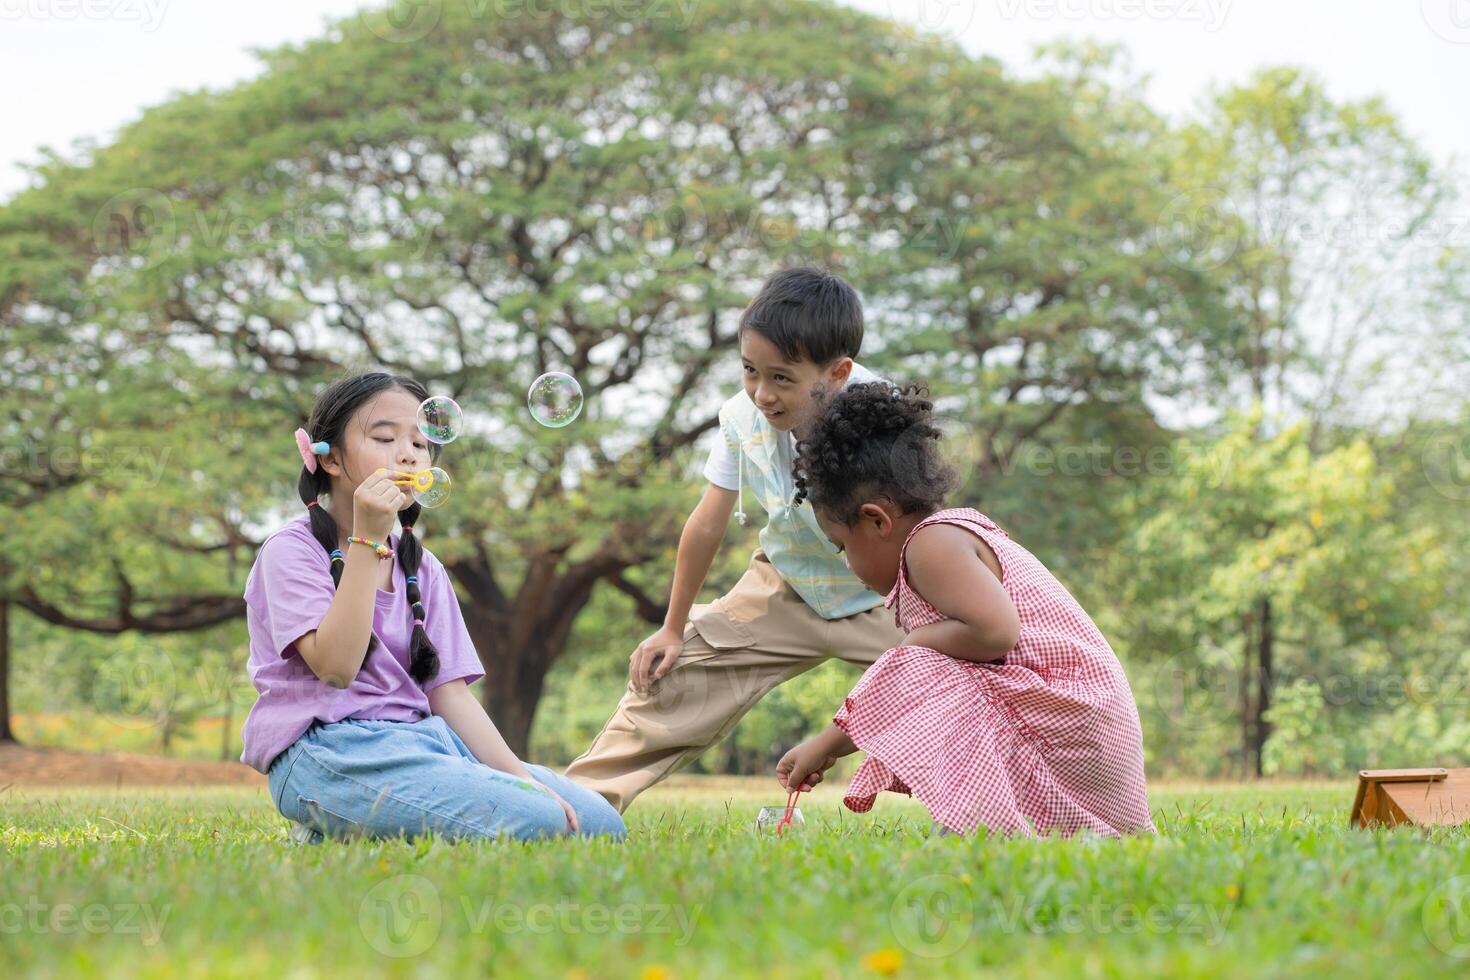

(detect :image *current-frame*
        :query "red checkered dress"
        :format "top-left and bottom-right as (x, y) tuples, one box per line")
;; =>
(834, 508), (1156, 837)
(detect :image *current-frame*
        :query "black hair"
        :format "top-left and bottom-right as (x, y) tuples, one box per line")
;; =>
(297, 371), (441, 684)
(792, 382), (957, 525)
(739, 266), (864, 366)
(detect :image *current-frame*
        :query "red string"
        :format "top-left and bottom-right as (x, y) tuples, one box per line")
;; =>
(777, 786), (802, 836)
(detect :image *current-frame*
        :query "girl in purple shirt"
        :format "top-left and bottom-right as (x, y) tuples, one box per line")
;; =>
(240, 372), (624, 842)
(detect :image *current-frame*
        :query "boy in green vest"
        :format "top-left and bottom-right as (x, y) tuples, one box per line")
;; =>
(565, 267), (904, 811)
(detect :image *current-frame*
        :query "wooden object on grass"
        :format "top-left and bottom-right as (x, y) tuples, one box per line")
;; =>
(1350, 768), (1470, 828)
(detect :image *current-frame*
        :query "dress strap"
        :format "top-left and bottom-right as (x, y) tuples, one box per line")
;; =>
(883, 508), (1009, 614)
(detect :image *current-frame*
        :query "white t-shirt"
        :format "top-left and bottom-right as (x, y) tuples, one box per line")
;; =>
(702, 361), (881, 491)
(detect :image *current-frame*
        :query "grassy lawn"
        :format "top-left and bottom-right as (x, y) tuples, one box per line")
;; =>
(3, 778), (1469, 977)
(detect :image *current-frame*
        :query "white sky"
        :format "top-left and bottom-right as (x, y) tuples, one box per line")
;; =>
(1, 0), (1466, 199)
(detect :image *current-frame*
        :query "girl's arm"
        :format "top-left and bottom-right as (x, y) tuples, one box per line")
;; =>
(292, 544), (385, 687)
(426, 679), (536, 780)
(294, 469), (409, 687)
(901, 524), (1020, 663)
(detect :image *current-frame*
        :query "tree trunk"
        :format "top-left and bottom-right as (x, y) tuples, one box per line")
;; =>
(457, 554), (637, 758)
(220, 696), (233, 762)
(1239, 607), (1254, 779)
(724, 742), (742, 775)
(1250, 596), (1274, 778)
(160, 710), (178, 754)
(453, 596), (568, 756)
(477, 638), (554, 760)
(0, 598), (16, 744)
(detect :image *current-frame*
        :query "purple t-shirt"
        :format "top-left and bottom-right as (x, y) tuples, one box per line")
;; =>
(239, 516), (485, 773)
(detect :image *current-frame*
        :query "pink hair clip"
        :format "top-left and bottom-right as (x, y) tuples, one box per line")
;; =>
(294, 428), (330, 473)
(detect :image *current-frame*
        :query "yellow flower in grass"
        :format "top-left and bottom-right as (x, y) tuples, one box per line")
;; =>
(863, 948), (904, 975)
(641, 967), (673, 980)
(1226, 883), (1240, 900)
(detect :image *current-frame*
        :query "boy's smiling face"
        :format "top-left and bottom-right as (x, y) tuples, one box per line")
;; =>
(740, 330), (853, 435)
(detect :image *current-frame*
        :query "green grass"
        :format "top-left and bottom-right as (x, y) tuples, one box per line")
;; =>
(3, 779), (1469, 978)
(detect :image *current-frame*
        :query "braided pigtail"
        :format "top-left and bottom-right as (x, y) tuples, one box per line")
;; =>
(298, 456), (381, 661)
(394, 499), (440, 684)
(298, 468), (345, 584)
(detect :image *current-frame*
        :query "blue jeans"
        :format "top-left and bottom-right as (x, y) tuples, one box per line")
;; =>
(267, 716), (626, 842)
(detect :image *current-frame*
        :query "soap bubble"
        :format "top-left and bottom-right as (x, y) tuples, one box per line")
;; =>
(527, 372), (583, 428)
(412, 467), (453, 509)
(416, 396), (464, 444)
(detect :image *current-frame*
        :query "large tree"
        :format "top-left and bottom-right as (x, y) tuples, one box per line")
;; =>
(2, 1), (1229, 753)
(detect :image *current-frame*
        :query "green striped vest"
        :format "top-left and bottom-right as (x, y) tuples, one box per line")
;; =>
(718, 365), (886, 620)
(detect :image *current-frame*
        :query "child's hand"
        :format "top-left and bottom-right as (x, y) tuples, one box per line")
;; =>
(354, 468), (413, 541)
(629, 624), (685, 694)
(776, 738), (838, 793)
(541, 786), (581, 835)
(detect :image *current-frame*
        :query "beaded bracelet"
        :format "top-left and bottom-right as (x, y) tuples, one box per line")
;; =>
(347, 535), (395, 559)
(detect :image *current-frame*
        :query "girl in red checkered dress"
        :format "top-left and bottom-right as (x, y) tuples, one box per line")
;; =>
(776, 383), (1156, 837)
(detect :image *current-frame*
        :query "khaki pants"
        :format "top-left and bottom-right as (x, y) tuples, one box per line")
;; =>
(564, 550), (905, 813)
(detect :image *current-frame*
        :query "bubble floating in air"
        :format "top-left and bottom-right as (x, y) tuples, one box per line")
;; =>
(416, 396), (464, 445)
(527, 372), (584, 428)
(412, 467), (453, 509)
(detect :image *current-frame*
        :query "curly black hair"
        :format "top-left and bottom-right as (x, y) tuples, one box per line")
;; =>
(792, 382), (957, 525)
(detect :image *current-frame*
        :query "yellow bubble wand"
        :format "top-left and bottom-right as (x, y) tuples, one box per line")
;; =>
(377, 467), (453, 508)
(386, 469), (436, 492)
